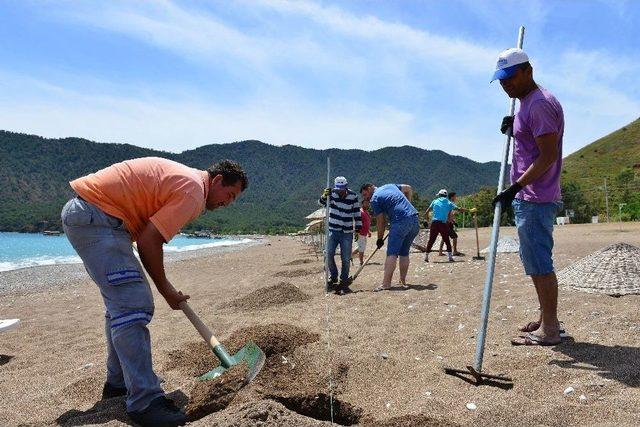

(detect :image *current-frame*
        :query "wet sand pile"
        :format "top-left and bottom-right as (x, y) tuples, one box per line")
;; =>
(59, 375), (103, 404)
(274, 267), (324, 278)
(164, 323), (320, 377)
(195, 399), (332, 426)
(226, 282), (312, 311)
(175, 323), (365, 425)
(284, 258), (315, 266)
(186, 363), (249, 421)
(558, 242), (640, 296)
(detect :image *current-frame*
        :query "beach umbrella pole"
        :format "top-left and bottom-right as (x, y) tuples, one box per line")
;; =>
(324, 157), (331, 293)
(444, 26), (525, 385)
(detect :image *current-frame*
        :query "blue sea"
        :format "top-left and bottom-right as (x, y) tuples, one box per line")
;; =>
(0, 232), (254, 272)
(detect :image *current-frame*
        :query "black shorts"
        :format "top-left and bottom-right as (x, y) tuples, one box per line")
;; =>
(448, 223), (458, 239)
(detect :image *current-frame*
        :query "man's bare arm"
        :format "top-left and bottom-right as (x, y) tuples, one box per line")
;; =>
(136, 222), (190, 309)
(399, 184), (413, 202)
(376, 214), (386, 240)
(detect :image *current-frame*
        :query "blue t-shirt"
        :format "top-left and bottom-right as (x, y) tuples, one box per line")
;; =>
(429, 197), (458, 222)
(370, 184), (418, 223)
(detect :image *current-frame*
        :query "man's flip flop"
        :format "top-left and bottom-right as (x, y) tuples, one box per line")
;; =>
(373, 286), (391, 292)
(510, 332), (561, 346)
(519, 321), (568, 338)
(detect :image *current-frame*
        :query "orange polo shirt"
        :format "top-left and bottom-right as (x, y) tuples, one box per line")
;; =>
(70, 157), (210, 242)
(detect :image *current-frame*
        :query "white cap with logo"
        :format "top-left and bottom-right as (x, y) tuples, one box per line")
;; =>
(334, 176), (348, 190)
(491, 48), (529, 82)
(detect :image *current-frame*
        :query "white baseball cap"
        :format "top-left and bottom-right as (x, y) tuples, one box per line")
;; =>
(437, 189), (448, 197)
(334, 176), (348, 190)
(491, 48), (529, 82)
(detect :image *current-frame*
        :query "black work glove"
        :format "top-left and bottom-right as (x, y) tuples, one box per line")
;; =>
(500, 115), (514, 135)
(492, 183), (522, 209)
(376, 238), (384, 249)
(422, 220), (429, 229)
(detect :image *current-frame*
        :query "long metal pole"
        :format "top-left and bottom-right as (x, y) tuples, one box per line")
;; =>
(324, 157), (331, 293)
(473, 26), (525, 373)
(604, 178), (610, 223)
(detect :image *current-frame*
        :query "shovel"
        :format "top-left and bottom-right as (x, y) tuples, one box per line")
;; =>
(472, 213), (485, 261)
(350, 233), (388, 282)
(179, 301), (265, 382)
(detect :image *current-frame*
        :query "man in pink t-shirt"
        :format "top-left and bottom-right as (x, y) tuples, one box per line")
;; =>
(61, 157), (247, 426)
(352, 200), (372, 266)
(491, 48), (564, 347)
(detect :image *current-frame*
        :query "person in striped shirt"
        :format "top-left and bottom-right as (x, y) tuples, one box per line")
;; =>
(319, 176), (362, 295)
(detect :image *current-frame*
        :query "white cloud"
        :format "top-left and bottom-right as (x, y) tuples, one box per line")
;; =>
(1, 0), (637, 164)
(0, 68), (504, 161)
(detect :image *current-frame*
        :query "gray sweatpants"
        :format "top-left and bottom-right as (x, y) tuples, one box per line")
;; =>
(61, 197), (164, 412)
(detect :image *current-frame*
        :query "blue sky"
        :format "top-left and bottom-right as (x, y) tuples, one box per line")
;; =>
(0, 0), (638, 162)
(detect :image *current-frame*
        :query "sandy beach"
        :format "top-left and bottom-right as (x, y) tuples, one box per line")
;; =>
(1, 222), (639, 426)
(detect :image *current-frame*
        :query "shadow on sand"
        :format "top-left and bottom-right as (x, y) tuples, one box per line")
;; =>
(388, 284), (438, 292)
(56, 390), (188, 426)
(549, 337), (640, 387)
(0, 354), (14, 366)
(444, 368), (514, 390)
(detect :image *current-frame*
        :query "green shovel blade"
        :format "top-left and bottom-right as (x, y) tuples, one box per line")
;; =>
(199, 340), (266, 383)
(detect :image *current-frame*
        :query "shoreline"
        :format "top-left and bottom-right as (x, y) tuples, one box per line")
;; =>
(0, 236), (267, 296)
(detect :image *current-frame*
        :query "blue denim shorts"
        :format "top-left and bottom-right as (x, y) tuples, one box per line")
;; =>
(513, 198), (563, 276)
(387, 215), (420, 256)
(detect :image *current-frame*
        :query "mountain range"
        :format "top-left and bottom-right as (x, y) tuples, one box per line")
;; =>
(2, 117), (637, 233)
(0, 131), (500, 233)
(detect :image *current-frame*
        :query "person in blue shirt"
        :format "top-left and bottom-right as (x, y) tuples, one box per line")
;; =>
(360, 183), (419, 292)
(424, 189), (470, 262)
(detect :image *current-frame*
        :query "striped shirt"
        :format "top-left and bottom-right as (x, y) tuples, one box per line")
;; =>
(318, 189), (362, 233)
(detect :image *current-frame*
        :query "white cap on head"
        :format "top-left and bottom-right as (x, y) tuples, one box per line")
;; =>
(491, 48), (529, 82)
(437, 189), (448, 197)
(334, 176), (348, 190)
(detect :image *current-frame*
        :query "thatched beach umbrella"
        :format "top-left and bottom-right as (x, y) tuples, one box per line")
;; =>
(304, 219), (324, 232)
(557, 242), (640, 296)
(305, 207), (326, 220)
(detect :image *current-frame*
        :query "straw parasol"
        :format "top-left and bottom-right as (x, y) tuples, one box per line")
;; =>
(557, 242), (640, 296)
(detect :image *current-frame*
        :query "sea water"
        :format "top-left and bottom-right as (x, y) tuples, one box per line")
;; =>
(0, 232), (253, 272)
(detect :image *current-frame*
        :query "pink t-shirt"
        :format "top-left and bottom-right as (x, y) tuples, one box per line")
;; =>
(511, 86), (564, 203)
(359, 208), (371, 236)
(70, 157), (210, 242)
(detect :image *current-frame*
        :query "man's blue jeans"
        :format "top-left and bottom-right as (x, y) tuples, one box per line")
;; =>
(326, 230), (353, 282)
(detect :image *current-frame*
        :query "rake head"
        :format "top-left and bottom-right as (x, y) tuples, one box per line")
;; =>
(444, 365), (512, 386)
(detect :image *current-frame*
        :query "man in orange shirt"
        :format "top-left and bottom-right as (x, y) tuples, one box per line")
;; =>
(61, 157), (247, 427)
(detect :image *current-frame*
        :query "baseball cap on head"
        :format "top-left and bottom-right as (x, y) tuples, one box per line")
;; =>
(491, 48), (529, 82)
(437, 189), (448, 197)
(334, 176), (348, 190)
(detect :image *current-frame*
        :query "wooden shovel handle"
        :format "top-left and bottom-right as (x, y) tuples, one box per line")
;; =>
(179, 301), (221, 348)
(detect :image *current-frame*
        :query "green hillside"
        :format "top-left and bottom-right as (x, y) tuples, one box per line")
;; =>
(561, 118), (640, 222)
(0, 131), (500, 233)
(563, 117), (640, 184)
